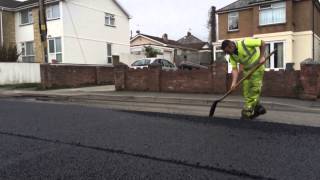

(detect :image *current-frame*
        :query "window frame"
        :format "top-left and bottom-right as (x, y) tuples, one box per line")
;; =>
(228, 12), (239, 32)
(21, 41), (35, 63)
(259, 2), (286, 26)
(20, 9), (33, 25)
(264, 41), (285, 70)
(48, 37), (63, 63)
(107, 43), (113, 64)
(46, 3), (61, 21)
(105, 13), (115, 27)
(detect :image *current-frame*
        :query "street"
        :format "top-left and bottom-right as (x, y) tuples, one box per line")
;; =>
(0, 99), (319, 180)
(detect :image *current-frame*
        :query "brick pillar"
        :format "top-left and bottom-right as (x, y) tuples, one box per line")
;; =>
(2, 11), (16, 48)
(212, 62), (228, 94)
(300, 63), (320, 100)
(148, 64), (161, 92)
(33, 8), (45, 63)
(40, 64), (52, 89)
(114, 64), (128, 91)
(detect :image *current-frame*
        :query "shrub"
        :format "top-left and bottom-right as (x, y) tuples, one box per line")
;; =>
(0, 45), (20, 62)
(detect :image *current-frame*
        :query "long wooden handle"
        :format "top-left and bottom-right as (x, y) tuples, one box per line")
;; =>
(217, 50), (277, 102)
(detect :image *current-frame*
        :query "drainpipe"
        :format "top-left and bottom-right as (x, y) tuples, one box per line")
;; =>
(0, 8), (4, 47)
(312, 0), (315, 60)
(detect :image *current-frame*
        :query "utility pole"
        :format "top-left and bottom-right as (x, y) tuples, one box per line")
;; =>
(39, 0), (48, 63)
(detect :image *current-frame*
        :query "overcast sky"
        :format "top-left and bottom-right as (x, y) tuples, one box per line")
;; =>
(117, 0), (237, 41)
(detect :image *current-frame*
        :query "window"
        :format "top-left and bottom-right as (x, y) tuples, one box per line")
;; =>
(107, 43), (112, 64)
(46, 4), (60, 20)
(259, 2), (286, 26)
(48, 37), (62, 62)
(265, 42), (284, 69)
(21, 41), (35, 62)
(228, 12), (239, 31)
(105, 13), (115, 26)
(20, 9), (33, 25)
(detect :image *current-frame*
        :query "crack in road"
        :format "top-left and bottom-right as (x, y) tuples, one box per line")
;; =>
(0, 130), (276, 180)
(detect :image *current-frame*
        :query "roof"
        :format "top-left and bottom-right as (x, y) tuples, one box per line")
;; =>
(217, 0), (284, 13)
(177, 33), (203, 44)
(0, 0), (130, 18)
(131, 33), (209, 51)
(0, 0), (61, 10)
(183, 42), (209, 50)
(0, 0), (24, 8)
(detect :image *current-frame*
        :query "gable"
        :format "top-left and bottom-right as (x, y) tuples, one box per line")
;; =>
(131, 36), (164, 46)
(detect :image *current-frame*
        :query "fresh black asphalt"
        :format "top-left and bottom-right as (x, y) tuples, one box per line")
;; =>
(0, 99), (319, 180)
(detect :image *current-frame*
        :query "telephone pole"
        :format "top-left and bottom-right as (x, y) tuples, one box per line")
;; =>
(39, 0), (48, 63)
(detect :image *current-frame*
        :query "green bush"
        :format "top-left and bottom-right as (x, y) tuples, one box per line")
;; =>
(0, 45), (20, 62)
(144, 46), (163, 58)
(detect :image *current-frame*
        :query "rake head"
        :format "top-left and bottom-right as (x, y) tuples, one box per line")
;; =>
(208, 100), (220, 118)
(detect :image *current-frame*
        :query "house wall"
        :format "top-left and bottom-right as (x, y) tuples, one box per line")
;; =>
(293, 0), (313, 32)
(218, 9), (254, 40)
(131, 36), (163, 46)
(61, 0), (130, 65)
(0, 63), (41, 85)
(2, 11), (16, 48)
(218, 0), (317, 40)
(315, 34), (320, 61)
(214, 31), (314, 70)
(15, 4), (63, 62)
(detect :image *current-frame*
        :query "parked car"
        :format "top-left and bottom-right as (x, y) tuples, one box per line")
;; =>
(178, 61), (209, 70)
(131, 58), (177, 71)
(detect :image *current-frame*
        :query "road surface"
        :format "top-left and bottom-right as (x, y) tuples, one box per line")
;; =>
(0, 99), (319, 180)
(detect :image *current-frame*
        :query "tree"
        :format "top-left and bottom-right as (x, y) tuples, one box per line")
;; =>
(144, 46), (163, 58)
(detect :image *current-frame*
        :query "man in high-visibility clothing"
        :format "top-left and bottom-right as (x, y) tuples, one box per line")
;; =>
(221, 38), (267, 120)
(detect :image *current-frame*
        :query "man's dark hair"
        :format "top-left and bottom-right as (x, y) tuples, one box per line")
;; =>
(221, 40), (232, 50)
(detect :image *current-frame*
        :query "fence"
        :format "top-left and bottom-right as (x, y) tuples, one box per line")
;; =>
(0, 63), (41, 85)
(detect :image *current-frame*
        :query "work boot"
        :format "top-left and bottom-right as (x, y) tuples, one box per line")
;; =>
(251, 104), (267, 119)
(240, 109), (254, 120)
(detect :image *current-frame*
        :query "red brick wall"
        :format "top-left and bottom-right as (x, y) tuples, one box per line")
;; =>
(41, 64), (114, 89)
(115, 63), (229, 94)
(114, 63), (320, 99)
(300, 64), (320, 100)
(161, 69), (213, 93)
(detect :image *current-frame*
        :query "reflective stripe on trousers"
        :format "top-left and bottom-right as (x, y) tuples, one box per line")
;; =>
(242, 65), (265, 111)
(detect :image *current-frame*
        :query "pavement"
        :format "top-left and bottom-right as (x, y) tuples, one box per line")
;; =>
(0, 85), (320, 127)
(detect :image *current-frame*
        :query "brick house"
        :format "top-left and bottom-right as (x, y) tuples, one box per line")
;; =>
(130, 32), (211, 65)
(214, 0), (320, 71)
(0, 0), (131, 65)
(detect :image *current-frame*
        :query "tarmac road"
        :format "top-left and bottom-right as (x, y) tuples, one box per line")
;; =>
(0, 99), (319, 180)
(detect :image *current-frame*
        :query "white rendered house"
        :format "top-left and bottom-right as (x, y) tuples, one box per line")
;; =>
(0, 0), (131, 65)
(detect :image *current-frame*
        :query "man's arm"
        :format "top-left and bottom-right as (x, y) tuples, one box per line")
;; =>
(231, 68), (239, 90)
(259, 40), (266, 63)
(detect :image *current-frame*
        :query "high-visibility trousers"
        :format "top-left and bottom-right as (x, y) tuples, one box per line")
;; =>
(242, 65), (265, 113)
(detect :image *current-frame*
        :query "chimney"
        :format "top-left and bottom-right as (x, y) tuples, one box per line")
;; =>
(162, 33), (168, 41)
(187, 32), (192, 37)
(209, 6), (217, 43)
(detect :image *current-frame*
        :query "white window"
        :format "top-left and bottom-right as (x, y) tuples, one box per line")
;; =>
(48, 37), (62, 62)
(107, 43), (112, 64)
(259, 2), (286, 26)
(228, 12), (239, 31)
(46, 4), (60, 20)
(20, 9), (33, 25)
(21, 41), (35, 62)
(265, 42), (284, 69)
(105, 13), (115, 26)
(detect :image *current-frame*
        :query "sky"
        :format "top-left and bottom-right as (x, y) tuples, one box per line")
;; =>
(117, 0), (237, 41)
